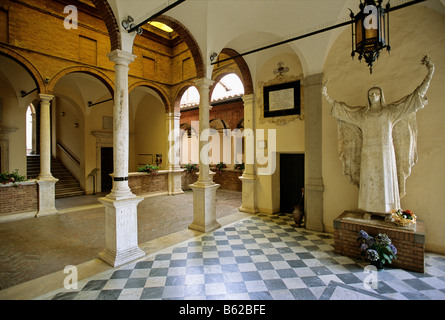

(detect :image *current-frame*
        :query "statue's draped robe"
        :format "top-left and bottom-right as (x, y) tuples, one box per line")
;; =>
(331, 87), (427, 214)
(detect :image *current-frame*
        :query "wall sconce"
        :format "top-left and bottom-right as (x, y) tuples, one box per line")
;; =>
(350, 0), (390, 73)
(121, 16), (134, 30)
(60, 111), (65, 117)
(122, 16), (143, 35)
(210, 52), (218, 63)
(74, 122), (79, 128)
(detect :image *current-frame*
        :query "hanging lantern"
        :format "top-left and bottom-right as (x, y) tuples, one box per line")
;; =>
(350, 0), (390, 73)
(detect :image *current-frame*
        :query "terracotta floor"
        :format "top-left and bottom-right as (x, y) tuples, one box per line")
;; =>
(0, 190), (242, 291)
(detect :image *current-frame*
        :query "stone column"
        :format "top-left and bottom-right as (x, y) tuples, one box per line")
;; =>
(36, 94), (58, 217)
(98, 49), (145, 267)
(31, 111), (37, 154)
(239, 94), (258, 214)
(303, 73), (325, 232)
(188, 78), (221, 233)
(166, 111), (184, 195)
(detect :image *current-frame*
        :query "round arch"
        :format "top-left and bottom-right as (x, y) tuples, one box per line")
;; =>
(212, 48), (253, 95)
(90, 0), (122, 51)
(129, 81), (170, 112)
(48, 67), (114, 96)
(173, 82), (197, 113)
(0, 48), (45, 94)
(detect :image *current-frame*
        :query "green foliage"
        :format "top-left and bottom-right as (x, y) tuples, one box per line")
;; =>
(215, 162), (227, 173)
(0, 169), (28, 186)
(137, 164), (159, 175)
(357, 230), (397, 266)
(234, 163), (245, 171)
(184, 163), (198, 173)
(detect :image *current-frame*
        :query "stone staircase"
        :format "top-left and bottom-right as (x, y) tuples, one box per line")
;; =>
(27, 155), (84, 198)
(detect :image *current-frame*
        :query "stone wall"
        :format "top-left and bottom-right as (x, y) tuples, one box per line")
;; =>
(0, 181), (38, 216)
(212, 169), (242, 192)
(128, 171), (168, 196)
(181, 171), (198, 191)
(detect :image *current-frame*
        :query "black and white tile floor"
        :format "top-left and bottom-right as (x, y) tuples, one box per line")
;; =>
(37, 213), (445, 301)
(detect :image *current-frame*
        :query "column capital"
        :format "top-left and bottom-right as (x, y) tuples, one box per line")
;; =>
(166, 112), (181, 120)
(242, 93), (255, 104)
(107, 49), (137, 65)
(303, 72), (324, 87)
(39, 94), (54, 102)
(194, 77), (214, 89)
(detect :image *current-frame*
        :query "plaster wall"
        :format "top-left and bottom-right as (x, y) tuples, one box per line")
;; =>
(0, 79), (26, 176)
(322, 6), (445, 254)
(254, 52), (305, 214)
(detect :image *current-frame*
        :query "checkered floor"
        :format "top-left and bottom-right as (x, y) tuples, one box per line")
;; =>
(37, 213), (445, 300)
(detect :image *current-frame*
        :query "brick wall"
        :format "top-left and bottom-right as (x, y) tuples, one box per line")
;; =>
(180, 99), (244, 131)
(334, 211), (425, 273)
(0, 181), (38, 216)
(181, 171), (198, 190)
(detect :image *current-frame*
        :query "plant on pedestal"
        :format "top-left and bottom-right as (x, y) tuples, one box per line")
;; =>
(357, 230), (397, 270)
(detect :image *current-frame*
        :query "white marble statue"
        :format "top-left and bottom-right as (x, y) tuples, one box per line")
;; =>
(322, 55), (434, 216)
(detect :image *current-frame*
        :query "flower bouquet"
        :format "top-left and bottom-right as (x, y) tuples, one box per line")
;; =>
(391, 209), (417, 227)
(357, 230), (397, 269)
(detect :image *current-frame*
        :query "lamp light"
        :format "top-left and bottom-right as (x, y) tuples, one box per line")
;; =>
(350, 0), (390, 74)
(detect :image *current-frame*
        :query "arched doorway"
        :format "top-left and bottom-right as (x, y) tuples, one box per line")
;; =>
(0, 53), (41, 176)
(52, 71), (114, 195)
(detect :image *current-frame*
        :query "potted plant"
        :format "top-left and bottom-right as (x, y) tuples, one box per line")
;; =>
(184, 163), (198, 173)
(215, 162), (227, 173)
(0, 169), (28, 187)
(234, 162), (245, 171)
(357, 230), (397, 270)
(137, 164), (159, 175)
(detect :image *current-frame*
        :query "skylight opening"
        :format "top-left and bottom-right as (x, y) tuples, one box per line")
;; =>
(149, 21), (174, 33)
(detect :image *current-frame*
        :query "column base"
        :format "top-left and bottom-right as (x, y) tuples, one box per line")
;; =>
(239, 174), (258, 214)
(188, 182), (221, 233)
(99, 247), (146, 268)
(36, 177), (59, 217)
(98, 195), (145, 267)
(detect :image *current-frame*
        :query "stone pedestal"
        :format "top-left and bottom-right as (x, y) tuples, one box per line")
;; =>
(36, 178), (58, 217)
(188, 182), (221, 233)
(168, 168), (184, 195)
(98, 196), (145, 267)
(334, 211), (425, 273)
(239, 174), (258, 214)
